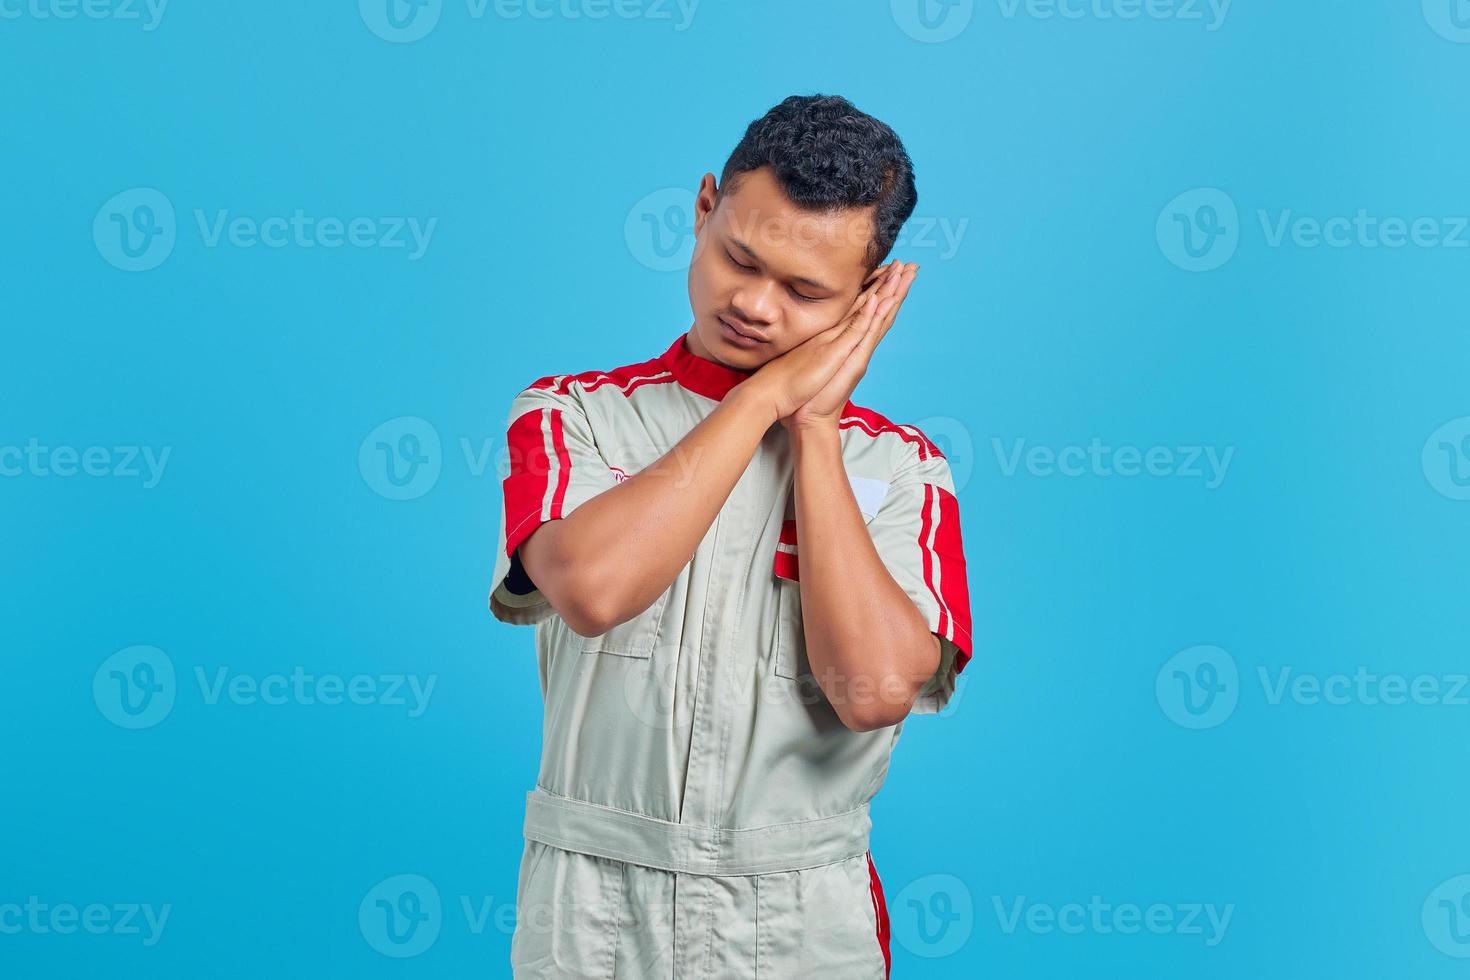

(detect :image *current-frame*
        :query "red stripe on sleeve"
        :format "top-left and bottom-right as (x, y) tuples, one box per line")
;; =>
(918, 483), (948, 638)
(933, 484), (973, 670)
(503, 408), (552, 558)
(547, 408), (572, 520)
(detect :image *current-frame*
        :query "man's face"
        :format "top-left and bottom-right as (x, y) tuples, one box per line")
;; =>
(686, 166), (877, 369)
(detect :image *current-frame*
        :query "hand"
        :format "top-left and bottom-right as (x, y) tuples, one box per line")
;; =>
(745, 261), (913, 427)
(780, 260), (917, 431)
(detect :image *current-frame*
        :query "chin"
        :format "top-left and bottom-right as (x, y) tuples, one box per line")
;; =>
(704, 318), (772, 368)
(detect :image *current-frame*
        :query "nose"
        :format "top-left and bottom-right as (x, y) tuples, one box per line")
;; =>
(729, 278), (779, 326)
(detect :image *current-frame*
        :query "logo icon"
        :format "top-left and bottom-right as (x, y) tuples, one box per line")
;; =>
(1424, 875), (1470, 957)
(1422, 417), (1470, 501)
(914, 415), (974, 493)
(1156, 644), (1239, 729)
(624, 188), (697, 272)
(360, 0), (442, 43)
(622, 649), (696, 734)
(1423, 0), (1470, 42)
(359, 417), (442, 500)
(359, 874), (442, 957)
(94, 188), (176, 272)
(891, 873), (974, 958)
(1157, 188), (1239, 272)
(93, 645), (176, 729)
(891, 0), (974, 43)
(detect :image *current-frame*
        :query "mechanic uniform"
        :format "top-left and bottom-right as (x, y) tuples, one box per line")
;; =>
(488, 332), (973, 979)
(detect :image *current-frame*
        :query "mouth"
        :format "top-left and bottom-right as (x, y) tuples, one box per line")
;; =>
(719, 315), (769, 344)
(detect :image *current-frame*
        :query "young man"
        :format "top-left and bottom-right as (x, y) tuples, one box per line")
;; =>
(488, 94), (972, 978)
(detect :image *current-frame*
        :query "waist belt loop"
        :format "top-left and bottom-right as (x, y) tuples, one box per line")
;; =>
(522, 788), (872, 876)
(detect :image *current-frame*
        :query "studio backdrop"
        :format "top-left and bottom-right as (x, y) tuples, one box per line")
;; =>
(4, 2), (1469, 978)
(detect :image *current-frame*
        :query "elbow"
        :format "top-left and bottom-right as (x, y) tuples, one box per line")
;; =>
(525, 534), (623, 636)
(836, 700), (910, 733)
(831, 631), (937, 732)
(557, 601), (612, 639)
(553, 583), (622, 638)
(550, 564), (635, 638)
(833, 677), (915, 732)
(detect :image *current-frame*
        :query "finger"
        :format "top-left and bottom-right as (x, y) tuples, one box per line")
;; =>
(860, 260), (898, 292)
(868, 267), (916, 346)
(836, 289), (898, 378)
(877, 265), (916, 329)
(824, 263), (901, 343)
(853, 261), (899, 311)
(828, 284), (882, 338)
(846, 293), (881, 340)
(820, 265), (911, 382)
(877, 261), (905, 302)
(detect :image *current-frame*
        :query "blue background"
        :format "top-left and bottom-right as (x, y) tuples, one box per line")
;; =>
(4, 0), (1469, 976)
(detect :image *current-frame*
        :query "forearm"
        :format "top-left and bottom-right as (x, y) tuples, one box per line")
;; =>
(528, 385), (777, 633)
(790, 422), (939, 730)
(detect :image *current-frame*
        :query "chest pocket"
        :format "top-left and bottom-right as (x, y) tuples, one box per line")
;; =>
(772, 475), (890, 679)
(580, 590), (671, 659)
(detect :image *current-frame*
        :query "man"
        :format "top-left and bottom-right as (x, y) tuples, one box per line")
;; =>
(489, 94), (972, 978)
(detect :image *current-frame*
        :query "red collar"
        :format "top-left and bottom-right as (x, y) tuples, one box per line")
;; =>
(655, 331), (857, 417)
(657, 332), (757, 401)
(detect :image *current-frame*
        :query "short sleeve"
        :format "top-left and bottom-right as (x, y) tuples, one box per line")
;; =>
(488, 379), (619, 626)
(865, 442), (974, 714)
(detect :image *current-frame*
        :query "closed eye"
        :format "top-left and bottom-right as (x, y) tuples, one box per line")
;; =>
(727, 251), (757, 273)
(725, 251), (823, 303)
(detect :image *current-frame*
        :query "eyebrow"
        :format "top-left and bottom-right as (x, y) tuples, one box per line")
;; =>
(728, 236), (835, 294)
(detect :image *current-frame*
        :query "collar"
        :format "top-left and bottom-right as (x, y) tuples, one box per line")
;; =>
(657, 332), (757, 401)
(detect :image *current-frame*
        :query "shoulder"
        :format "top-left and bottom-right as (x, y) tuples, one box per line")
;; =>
(518, 354), (674, 401)
(841, 401), (962, 503)
(839, 400), (948, 471)
(505, 352), (677, 427)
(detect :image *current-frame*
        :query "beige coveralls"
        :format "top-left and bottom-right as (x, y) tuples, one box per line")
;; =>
(489, 333), (973, 979)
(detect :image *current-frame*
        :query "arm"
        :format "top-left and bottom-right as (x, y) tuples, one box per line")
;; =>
(517, 269), (907, 636)
(791, 423), (941, 731)
(519, 385), (776, 637)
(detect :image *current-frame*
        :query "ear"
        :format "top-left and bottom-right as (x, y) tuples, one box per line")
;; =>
(692, 173), (719, 235)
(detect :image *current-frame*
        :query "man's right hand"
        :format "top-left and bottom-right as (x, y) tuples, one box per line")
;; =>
(745, 261), (903, 422)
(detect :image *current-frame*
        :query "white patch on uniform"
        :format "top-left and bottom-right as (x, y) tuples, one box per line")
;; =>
(847, 475), (890, 521)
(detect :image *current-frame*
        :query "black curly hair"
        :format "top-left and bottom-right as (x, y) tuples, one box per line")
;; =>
(717, 94), (918, 276)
